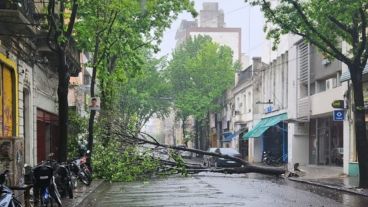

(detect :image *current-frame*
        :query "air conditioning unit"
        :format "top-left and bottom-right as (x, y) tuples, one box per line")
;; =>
(322, 58), (331, 66)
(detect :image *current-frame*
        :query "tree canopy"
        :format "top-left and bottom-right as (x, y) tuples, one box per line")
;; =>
(167, 35), (237, 121)
(119, 54), (172, 131)
(73, 0), (196, 155)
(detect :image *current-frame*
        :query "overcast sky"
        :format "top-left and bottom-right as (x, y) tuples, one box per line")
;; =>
(156, 0), (268, 61)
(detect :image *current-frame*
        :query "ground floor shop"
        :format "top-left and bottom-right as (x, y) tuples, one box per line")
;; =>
(245, 113), (288, 163)
(0, 52), (23, 185)
(36, 109), (59, 163)
(309, 116), (343, 166)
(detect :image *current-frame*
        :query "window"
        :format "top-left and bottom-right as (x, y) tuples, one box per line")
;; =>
(247, 92), (252, 113)
(310, 83), (315, 95)
(317, 80), (326, 93)
(83, 75), (91, 85)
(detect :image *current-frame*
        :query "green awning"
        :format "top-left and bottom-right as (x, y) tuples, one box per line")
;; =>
(243, 113), (287, 140)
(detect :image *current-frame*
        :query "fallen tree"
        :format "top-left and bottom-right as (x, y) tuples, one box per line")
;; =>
(112, 127), (286, 176)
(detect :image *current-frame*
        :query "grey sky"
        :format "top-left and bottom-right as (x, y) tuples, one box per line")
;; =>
(157, 0), (267, 60)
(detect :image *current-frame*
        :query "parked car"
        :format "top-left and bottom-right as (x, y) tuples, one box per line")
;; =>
(203, 148), (242, 167)
(203, 148), (217, 167)
(177, 145), (192, 159)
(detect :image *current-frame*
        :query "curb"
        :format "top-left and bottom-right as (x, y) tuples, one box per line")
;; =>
(288, 177), (368, 197)
(64, 180), (105, 207)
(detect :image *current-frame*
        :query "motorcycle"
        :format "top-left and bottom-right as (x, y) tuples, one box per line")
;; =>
(41, 154), (75, 199)
(33, 164), (62, 207)
(54, 163), (75, 199)
(0, 170), (22, 207)
(262, 151), (286, 166)
(70, 150), (92, 186)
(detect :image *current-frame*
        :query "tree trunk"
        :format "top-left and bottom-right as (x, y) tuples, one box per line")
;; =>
(195, 119), (199, 150)
(350, 65), (368, 188)
(87, 65), (98, 154)
(182, 118), (187, 146)
(87, 38), (100, 154)
(57, 49), (69, 162)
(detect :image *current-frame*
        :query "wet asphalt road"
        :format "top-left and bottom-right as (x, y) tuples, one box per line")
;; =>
(81, 173), (368, 207)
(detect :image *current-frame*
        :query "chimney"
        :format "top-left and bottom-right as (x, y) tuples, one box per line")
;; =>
(252, 57), (261, 64)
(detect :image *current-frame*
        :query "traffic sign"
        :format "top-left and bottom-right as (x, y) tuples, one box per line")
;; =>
(333, 110), (345, 121)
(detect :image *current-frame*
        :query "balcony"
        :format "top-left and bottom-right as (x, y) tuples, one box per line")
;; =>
(37, 32), (81, 77)
(234, 112), (252, 124)
(0, 0), (37, 35)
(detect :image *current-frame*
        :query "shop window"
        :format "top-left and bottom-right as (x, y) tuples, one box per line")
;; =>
(0, 64), (15, 137)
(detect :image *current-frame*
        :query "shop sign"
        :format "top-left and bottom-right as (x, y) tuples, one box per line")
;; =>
(333, 110), (345, 121)
(331, 100), (344, 108)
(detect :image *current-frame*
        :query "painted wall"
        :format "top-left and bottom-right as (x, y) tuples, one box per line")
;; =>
(287, 123), (309, 169)
(310, 85), (347, 116)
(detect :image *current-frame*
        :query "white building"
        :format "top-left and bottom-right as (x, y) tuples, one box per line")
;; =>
(287, 39), (347, 173)
(244, 53), (289, 163)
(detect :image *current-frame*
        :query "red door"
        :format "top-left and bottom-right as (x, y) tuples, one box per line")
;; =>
(37, 109), (59, 162)
(37, 120), (45, 163)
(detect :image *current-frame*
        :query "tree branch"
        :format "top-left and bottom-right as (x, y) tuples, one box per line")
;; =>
(113, 129), (286, 176)
(287, 0), (352, 65)
(65, 0), (78, 39)
(328, 16), (354, 35)
(260, 0), (348, 64)
(357, 7), (367, 66)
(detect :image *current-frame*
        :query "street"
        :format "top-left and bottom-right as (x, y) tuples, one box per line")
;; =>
(80, 173), (368, 207)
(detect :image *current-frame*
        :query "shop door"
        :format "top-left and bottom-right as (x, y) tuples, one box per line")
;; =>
(37, 121), (45, 163)
(317, 118), (330, 165)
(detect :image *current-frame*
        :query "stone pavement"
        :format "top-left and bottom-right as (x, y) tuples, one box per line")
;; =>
(62, 180), (104, 207)
(288, 165), (368, 197)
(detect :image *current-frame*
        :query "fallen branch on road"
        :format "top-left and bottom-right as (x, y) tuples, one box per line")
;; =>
(111, 127), (286, 176)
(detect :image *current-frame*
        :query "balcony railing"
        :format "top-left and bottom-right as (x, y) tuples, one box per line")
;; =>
(0, 0), (37, 34)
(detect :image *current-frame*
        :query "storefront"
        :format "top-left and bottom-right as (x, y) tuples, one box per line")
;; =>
(0, 52), (22, 185)
(238, 131), (248, 160)
(309, 116), (343, 166)
(262, 122), (288, 162)
(37, 109), (59, 162)
(243, 113), (288, 163)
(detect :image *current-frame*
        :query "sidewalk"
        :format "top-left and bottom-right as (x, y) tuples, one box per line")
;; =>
(288, 165), (368, 197)
(62, 180), (104, 207)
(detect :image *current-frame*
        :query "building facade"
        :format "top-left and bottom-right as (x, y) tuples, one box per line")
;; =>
(0, 0), (80, 185)
(287, 40), (347, 172)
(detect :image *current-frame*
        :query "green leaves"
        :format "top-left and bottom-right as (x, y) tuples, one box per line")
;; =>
(249, 0), (368, 66)
(92, 142), (160, 182)
(167, 35), (236, 120)
(118, 54), (172, 130)
(74, 0), (196, 114)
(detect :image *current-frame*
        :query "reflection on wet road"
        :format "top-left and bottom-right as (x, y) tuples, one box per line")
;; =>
(83, 173), (368, 207)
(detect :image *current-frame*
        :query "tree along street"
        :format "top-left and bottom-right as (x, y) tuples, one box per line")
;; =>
(79, 173), (368, 207)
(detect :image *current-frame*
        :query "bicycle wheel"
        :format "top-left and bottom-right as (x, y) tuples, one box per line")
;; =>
(67, 180), (74, 198)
